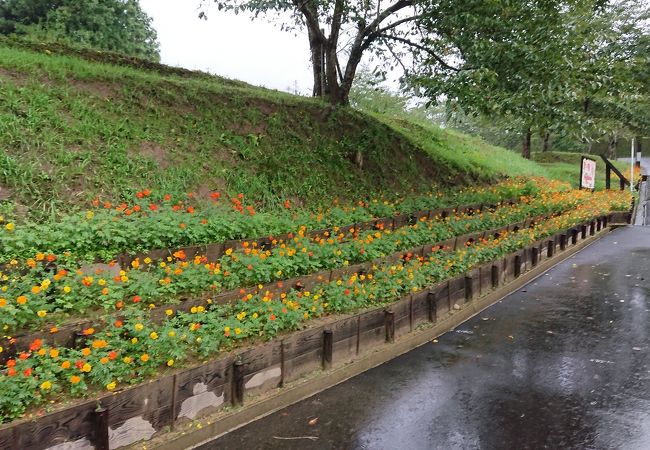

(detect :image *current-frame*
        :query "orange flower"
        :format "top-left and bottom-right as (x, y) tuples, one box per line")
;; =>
(70, 375), (81, 384)
(82, 347), (91, 356)
(29, 338), (42, 351)
(83, 327), (95, 336)
(108, 351), (118, 360)
(16, 295), (27, 305)
(92, 340), (108, 349)
(140, 354), (149, 362)
(61, 360), (71, 369)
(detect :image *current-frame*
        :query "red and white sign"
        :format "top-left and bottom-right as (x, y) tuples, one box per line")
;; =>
(580, 157), (596, 190)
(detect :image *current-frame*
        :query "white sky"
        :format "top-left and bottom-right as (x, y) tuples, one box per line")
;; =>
(139, 0), (314, 94)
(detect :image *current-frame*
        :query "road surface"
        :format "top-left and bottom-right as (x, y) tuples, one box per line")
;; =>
(200, 226), (650, 450)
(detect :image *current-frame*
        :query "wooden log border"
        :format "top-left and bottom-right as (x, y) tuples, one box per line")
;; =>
(115, 198), (524, 268)
(0, 216), (621, 450)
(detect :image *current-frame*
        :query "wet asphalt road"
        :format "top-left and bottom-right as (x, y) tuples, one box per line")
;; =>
(200, 226), (650, 450)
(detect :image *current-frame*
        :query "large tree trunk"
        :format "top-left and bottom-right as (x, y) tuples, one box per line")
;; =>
(308, 27), (324, 97)
(522, 129), (532, 159)
(542, 131), (550, 152)
(607, 135), (618, 159)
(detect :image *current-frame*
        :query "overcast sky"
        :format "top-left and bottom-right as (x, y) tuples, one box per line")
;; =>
(139, 0), (314, 94)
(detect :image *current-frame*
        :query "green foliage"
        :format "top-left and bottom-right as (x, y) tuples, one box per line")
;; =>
(412, 0), (649, 153)
(0, 0), (159, 60)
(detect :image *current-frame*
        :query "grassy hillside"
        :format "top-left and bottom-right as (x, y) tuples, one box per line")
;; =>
(0, 38), (542, 220)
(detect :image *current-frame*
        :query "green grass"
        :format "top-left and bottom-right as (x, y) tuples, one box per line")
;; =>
(532, 151), (633, 190)
(0, 37), (547, 221)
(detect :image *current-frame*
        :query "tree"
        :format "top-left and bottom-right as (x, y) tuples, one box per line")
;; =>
(410, 0), (649, 158)
(205, 0), (527, 106)
(0, 0), (160, 61)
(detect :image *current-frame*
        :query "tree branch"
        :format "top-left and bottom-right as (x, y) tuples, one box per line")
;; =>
(292, 0), (326, 42)
(360, 0), (413, 39)
(377, 33), (466, 72)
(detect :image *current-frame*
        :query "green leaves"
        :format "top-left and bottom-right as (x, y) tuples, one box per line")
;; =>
(0, 0), (160, 61)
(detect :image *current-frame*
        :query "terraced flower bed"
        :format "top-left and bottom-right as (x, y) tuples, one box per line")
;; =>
(0, 179), (540, 263)
(0, 185), (631, 433)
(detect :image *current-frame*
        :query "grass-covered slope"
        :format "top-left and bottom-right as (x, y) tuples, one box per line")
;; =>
(0, 38), (540, 220)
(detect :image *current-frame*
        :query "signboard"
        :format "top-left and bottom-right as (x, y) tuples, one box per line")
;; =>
(580, 156), (596, 190)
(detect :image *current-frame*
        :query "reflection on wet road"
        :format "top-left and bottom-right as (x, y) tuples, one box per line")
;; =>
(200, 227), (650, 450)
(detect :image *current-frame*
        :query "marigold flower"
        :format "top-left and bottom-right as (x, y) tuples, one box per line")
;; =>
(81, 363), (92, 372)
(37, 310), (47, 318)
(61, 360), (71, 369)
(29, 338), (42, 351)
(40, 380), (52, 390)
(82, 347), (91, 356)
(167, 359), (174, 367)
(49, 349), (59, 358)
(16, 295), (28, 305)
(70, 375), (81, 384)
(106, 381), (117, 391)
(92, 340), (108, 349)
(140, 354), (149, 362)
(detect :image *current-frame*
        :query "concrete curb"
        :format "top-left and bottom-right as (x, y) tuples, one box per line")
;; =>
(146, 227), (611, 450)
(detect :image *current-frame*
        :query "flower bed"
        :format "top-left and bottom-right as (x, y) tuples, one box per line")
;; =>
(0, 179), (540, 263)
(0, 187), (613, 336)
(0, 188), (631, 428)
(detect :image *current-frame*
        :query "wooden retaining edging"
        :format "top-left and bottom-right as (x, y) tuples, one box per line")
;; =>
(0, 212), (622, 450)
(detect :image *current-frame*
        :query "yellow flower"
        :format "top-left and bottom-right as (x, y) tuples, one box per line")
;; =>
(106, 381), (116, 391)
(149, 332), (158, 340)
(122, 356), (133, 364)
(40, 380), (52, 390)
(165, 309), (173, 316)
(235, 328), (241, 335)
(144, 257), (152, 264)
(5, 223), (14, 231)
(85, 211), (94, 220)
(134, 323), (144, 331)
(168, 331), (176, 337)
(131, 337), (138, 344)
(63, 286), (71, 294)
(98, 279), (106, 286)
(167, 359), (174, 367)
(225, 248), (233, 256)
(37, 310), (47, 318)
(81, 363), (92, 373)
